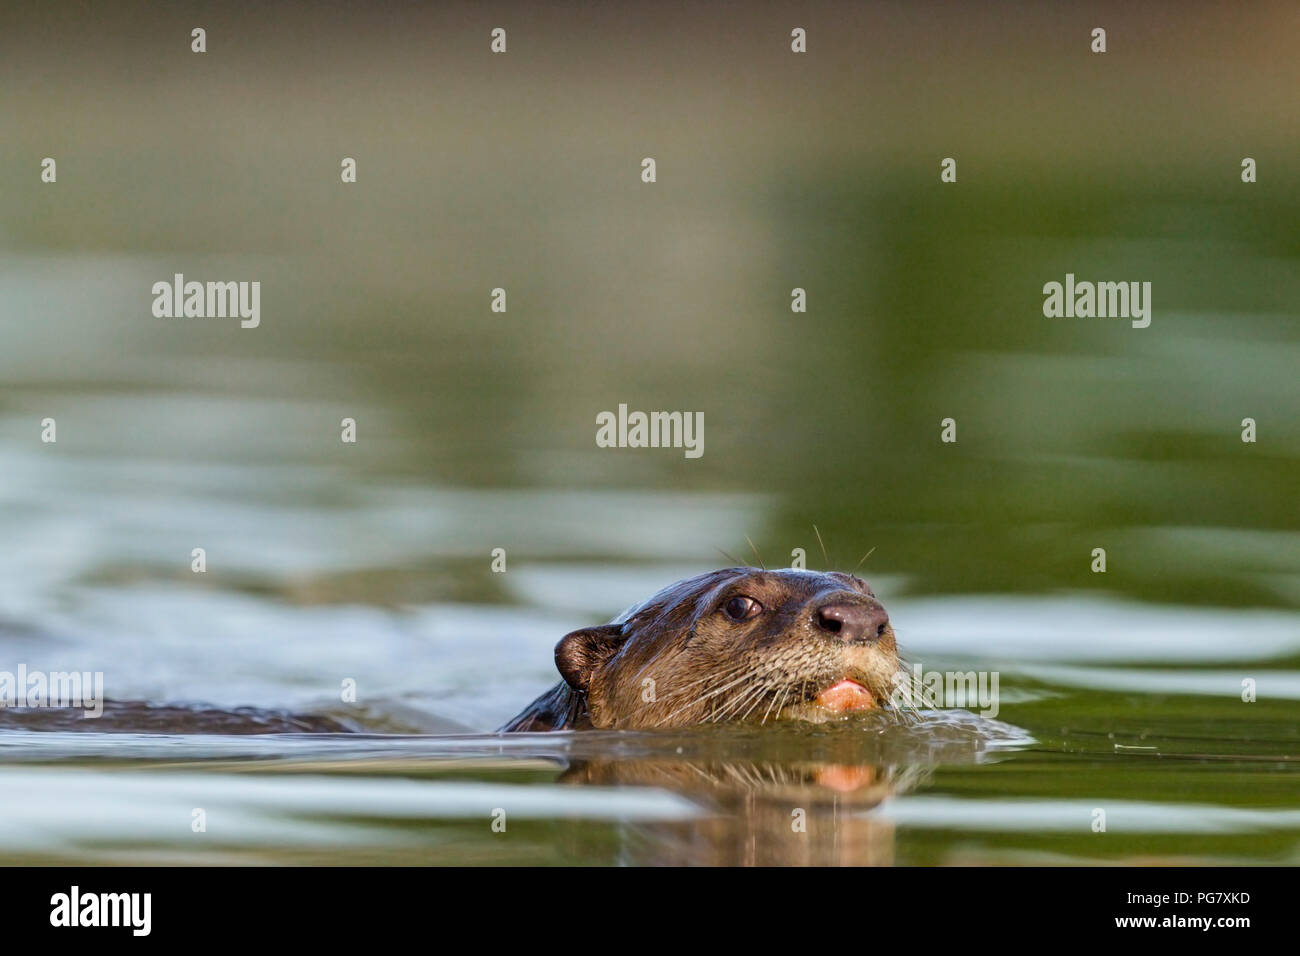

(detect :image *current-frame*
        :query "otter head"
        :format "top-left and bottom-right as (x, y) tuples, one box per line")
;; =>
(554, 568), (901, 730)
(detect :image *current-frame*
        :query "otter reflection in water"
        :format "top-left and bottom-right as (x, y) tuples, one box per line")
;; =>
(503, 568), (903, 731)
(569, 758), (913, 865)
(544, 710), (1030, 865)
(548, 721), (961, 866)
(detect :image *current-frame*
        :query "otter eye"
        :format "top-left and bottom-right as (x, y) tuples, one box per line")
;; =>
(722, 595), (761, 621)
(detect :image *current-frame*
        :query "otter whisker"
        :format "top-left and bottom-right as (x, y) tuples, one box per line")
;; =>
(853, 546), (876, 572)
(763, 685), (791, 725)
(655, 664), (764, 725)
(659, 660), (747, 698)
(813, 524), (831, 568)
(744, 535), (765, 570)
(887, 664), (924, 724)
(707, 681), (756, 723)
(714, 680), (768, 723)
(889, 658), (924, 719)
(739, 685), (772, 722)
(731, 667), (788, 723)
(715, 547), (751, 569)
(726, 687), (762, 723)
(709, 667), (772, 722)
(656, 661), (752, 716)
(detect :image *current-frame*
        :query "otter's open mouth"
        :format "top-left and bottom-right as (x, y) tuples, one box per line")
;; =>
(812, 679), (878, 713)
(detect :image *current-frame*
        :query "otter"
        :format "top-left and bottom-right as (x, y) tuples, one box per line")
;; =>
(500, 567), (900, 732)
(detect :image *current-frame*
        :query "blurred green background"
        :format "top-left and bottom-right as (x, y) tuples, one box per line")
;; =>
(3, 1), (1295, 610)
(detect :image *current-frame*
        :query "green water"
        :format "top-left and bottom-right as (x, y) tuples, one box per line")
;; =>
(0, 1), (1296, 864)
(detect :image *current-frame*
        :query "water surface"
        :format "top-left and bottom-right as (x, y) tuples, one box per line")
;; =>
(0, 1), (1297, 865)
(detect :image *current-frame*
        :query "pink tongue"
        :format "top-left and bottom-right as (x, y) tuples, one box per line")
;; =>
(814, 679), (877, 712)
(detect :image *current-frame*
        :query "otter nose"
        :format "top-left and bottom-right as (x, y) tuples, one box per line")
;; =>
(816, 602), (889, 643)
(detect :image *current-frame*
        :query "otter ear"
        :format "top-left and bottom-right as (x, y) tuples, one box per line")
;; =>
(555, 625), (625, 692)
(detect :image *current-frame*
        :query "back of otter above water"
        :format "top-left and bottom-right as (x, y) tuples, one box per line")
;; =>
(500, 567), (901, 732)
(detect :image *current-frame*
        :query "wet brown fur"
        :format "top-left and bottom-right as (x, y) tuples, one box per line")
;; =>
(500, 568), (899, 732)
